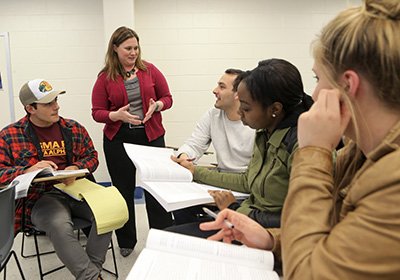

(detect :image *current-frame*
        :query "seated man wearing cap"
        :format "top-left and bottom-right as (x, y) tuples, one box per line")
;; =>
(0, 79), (110, 280)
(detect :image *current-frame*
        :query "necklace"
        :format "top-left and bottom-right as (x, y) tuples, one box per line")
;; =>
(125, 68), (136, 78)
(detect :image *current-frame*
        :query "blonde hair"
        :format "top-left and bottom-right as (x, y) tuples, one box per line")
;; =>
(313, 0), (400, 110)
(100, 26), (147, 80)
(312, 0), (400, 147)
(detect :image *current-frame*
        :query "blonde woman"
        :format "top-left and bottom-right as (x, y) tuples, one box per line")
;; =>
(201, 0), (400, 278)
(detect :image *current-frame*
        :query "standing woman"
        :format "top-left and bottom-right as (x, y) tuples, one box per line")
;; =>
(91, 26), (173, 257)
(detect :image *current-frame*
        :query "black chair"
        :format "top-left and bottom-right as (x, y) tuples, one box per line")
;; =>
(0, 186), (25, 280)
(21, 217), (118, 279)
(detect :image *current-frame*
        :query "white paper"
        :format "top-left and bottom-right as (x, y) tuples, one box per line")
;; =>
(142, 181), (249, 212)
(123, 143), (249, 211)
(12, 168), (47, 199)
(127, 229), (279, 280)
(10, 167), (89, 199)
(124, 143), (193, 184)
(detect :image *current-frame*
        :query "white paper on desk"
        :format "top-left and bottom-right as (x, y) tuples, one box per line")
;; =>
(12, 169), (45, 199)
(123, 143), (249, 212)
(123, 143), (193, 185)
(127, 229), (279, 280)
(38, 168), (89, 178)
(142, 181), (249, 212)
(10, 168), (89, 199)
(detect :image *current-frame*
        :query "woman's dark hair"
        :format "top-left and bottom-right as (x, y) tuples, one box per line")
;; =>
(237, 58), (312, 112)
(233, 70), (250, 92)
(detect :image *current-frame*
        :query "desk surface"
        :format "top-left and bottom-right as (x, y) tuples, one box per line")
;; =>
(32, 172), (87, 183)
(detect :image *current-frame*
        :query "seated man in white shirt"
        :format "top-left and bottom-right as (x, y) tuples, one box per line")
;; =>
(174, 69), (255, 225)
(177, 68), (255, 173)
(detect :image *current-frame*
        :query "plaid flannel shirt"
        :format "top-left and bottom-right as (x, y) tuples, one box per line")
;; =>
(0, 115), (98, 234)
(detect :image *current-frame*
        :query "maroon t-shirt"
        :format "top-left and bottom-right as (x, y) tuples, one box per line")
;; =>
(30, 122), (68, 170)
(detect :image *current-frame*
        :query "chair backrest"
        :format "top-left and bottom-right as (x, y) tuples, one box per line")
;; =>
(0, 186), (15, 266)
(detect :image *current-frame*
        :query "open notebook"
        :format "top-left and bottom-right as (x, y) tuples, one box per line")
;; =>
(123, 143), (249, 212)
(11, 168), (89, 199)
(128, 229), (279, 280)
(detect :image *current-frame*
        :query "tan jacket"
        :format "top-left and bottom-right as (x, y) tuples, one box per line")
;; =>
(274, 120), (400, 279)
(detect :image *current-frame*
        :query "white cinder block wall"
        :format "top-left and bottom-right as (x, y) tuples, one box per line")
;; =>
(0, 0), (360, 182)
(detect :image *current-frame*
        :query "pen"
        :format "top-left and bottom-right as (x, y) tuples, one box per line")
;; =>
(202, 207), (234, 229)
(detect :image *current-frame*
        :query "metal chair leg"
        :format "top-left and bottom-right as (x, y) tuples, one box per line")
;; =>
(22, 225), (118, 279)
(21, 231), (55, 259)
(33, 233), (65, 279)
(0, 250), (26, 280)
(10, 251), (26, 280)
(102, 237), (119, 278)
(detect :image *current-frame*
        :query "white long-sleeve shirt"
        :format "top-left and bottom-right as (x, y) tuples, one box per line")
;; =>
(177, 108), (255, 173)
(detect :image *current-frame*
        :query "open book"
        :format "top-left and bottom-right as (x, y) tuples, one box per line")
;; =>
(123, 144), (249, 212)
(11, 167), (88, 199)
(127, 229), (279, 280)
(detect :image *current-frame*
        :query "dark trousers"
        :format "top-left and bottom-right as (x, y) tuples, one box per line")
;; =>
(173, 205), (219, 225)
(166, 205), (219, 238)
(170, 205), (281, 238)
(103, 125), (173, 249)
(31, 191), (111, 279)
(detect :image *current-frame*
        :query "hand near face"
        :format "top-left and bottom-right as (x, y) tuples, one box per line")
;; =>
(171, 155), (195, 175)
(208, 190), (237, 210)
(200, 209), (274, 250)
(110, 104), (142, 125)
(298, 89), (351, 150)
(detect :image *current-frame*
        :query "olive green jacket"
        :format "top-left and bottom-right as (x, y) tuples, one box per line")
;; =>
(194, 127), (297, 215)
